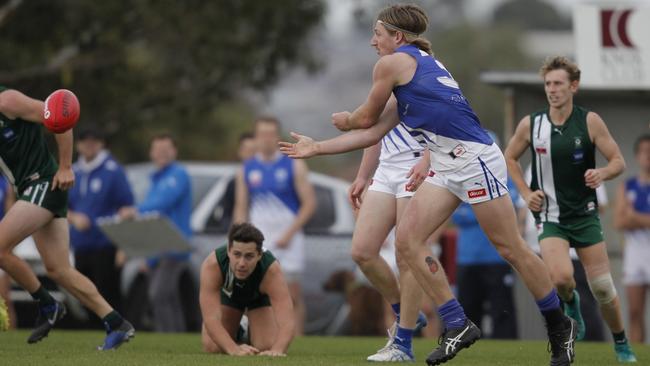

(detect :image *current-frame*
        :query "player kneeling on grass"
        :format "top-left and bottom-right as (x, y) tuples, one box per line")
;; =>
(200, 222), (295, 356)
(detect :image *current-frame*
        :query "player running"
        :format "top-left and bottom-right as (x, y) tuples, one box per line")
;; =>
(504, 56), (636, 363)
(280, 4), (576, 365)
(0, 86), (133, 349)
(348, 129), (431, 361)
(200, 222), (295, 356)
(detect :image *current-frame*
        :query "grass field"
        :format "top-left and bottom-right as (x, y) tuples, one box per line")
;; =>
(0, 330), (645, 365)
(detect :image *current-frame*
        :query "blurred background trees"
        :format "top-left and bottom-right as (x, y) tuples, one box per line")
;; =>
(0, 0), (325, 161)
(0, 0), (571, 176)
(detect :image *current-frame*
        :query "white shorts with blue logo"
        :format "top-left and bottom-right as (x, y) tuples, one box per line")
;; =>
(424, 143), (509, 204)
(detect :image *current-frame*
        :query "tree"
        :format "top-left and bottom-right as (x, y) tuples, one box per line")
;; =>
(493, 0), (571, 31)
(0, 0), (325, 161)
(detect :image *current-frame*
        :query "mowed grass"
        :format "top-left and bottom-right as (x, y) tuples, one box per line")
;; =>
(0, 330), (646, 365)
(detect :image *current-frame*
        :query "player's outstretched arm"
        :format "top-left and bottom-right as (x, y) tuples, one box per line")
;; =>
(586, 112), (626, 188)
(260, 262), (295, 356)
(200, 255), (257, 356)
(279, 97), (400, 158)
(0, 89), (45, 123)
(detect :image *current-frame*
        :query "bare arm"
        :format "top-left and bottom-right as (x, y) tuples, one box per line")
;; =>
(348, 143), (381, 210)
(52, 130), (75, 190)
(0, 89), (45, 123)
(199, 255), (242, 355)
(279, 97), (400, 158)
(276, 160), (316, 248)
(344, 56), (401, 130)
(232, 168), (249, 223)
(586, 112), (626, 187)
(504, 116), (547, 212)
(260, 262), (295, 354)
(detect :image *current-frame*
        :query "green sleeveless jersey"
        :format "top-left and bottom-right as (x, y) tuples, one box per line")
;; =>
(216, 245), (276, 305)
(529, 105), (598, 223)
(0, 86), (58, 192)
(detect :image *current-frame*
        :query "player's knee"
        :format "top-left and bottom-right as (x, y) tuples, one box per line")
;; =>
(45, 265), (71, 283)
(588, 273), (617, 305)
(202, 339), (221, 354)
(350, 246), (377, 265)
(493, 244), (515, 264)
(550, 271), (574, 289)
(0, 249), (11, 268)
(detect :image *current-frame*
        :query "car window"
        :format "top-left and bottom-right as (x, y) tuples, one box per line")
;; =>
(191, 175), (219, 209)
(204, 178), (236, 234)
(203, 179), (336, 235)
(304, 184), (336, 235)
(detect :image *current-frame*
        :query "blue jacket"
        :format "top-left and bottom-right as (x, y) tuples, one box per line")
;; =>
(138, 162), (192, 265)
(452, 177), (522, 265)
(68, 151), (134, 253)
(137, 162), (192, 238)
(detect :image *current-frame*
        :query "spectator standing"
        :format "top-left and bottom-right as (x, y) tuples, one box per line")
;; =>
(68, 129), (134, 314)
(119, 133), (193, 332)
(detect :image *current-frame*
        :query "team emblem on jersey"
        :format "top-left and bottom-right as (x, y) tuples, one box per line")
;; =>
(574, 137), (582, 148)
(23, 186), (32, 196)
(2, 127), (15, 141)
(586, 201), (596, 211)
(248, 170), (262, 187)
(0, 119), (5, 128)
(274, 168), (288, 183)
(535, 147), (548, 154)
(90, 178), (102, 193)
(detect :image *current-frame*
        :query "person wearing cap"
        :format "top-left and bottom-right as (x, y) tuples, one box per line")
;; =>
(68, 128), (134, 314)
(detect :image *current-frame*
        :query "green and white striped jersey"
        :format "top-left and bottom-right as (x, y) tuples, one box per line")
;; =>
(529, 105), (598, 224)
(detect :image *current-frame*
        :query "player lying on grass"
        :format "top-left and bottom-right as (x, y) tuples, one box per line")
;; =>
(200, 222), (295, 356)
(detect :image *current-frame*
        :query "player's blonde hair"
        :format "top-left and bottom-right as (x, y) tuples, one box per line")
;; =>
(539, 56), (581, 82)
(377, 4), (432, 55)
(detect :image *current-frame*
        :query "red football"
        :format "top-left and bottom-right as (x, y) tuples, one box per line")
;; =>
(43, 89), (80, 134)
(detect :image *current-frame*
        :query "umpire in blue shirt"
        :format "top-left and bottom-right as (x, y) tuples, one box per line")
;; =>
(68, 128), (134, 314)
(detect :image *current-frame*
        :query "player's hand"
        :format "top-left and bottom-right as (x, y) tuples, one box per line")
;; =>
(52, 166), (75, 191)
(525, 190), (545, 212)
(406, 158), (430, 192)
(230, 344), (259, 356)
(584, 168), (603, 189)
(348, 177), (368, 210)
(259, 350), (286, 357)
(118, 206), (138, 220)
(275, 232), (293, 249)
(278, 132), (319, 159)
(68, 212), (91, 231)
(331, 111), (352, 131)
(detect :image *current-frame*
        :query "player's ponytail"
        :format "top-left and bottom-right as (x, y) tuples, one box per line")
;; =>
(377, 4), (433, 55)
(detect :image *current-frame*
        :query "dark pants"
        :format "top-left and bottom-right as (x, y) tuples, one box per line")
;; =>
(74, 246), (122, 314)
(148, 258), (200, 332)
(457, 263), (518, 339)
(572, 259), (605, 341)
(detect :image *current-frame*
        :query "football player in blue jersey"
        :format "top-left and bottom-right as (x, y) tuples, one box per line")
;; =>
(280, 4), (577, 365)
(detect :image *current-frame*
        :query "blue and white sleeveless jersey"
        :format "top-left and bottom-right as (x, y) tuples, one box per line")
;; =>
(393, 44), (493, 173)
(380, 122), (425, 164)
(244, 153), (300, 224)
(624, 177), (650, 248)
